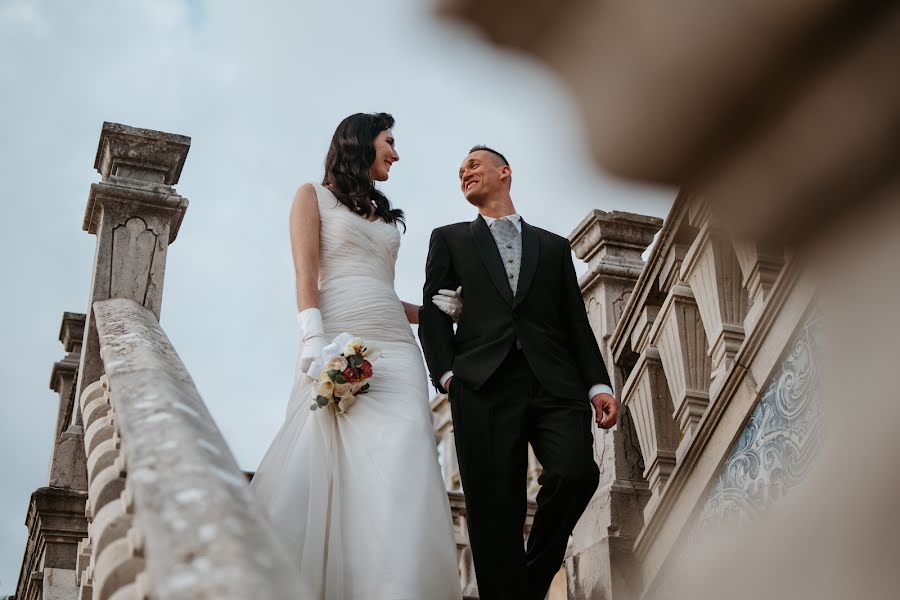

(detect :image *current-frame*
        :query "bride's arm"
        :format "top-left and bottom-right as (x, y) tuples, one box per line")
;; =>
(290, 184), (320, 311)
(401, 302), (420, 325)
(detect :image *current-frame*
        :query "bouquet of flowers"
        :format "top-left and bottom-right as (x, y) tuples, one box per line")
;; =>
(307, 332), (380, 414)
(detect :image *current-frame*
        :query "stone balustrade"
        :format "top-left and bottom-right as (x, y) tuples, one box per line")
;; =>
(75, 298), (304, 599)
(564, 192), (811, 597)
(16, 122), (310, 600)
(606, 194), (789, 527)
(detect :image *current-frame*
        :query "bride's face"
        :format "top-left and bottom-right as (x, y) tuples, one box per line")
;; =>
(368, 129), (399, 182)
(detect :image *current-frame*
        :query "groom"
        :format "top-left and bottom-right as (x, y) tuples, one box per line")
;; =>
(419, 146), (620, 600)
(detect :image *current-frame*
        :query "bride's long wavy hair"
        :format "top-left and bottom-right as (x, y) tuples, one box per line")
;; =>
(322, 112), (405, 230)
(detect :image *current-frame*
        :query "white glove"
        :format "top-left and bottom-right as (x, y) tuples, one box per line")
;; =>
(297, 308), (327, 375)
(432, 286), (463, 322)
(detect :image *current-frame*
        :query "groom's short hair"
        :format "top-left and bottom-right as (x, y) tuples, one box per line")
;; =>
(469, 145), (511, 189)
(469, 145), (509, 167)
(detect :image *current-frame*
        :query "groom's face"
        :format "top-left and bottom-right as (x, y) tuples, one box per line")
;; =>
(459, 150), (510, 205)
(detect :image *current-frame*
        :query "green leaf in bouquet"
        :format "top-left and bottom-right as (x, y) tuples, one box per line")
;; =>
(361, 383), (370, 392)
(332, 372), (347, 384)
(315, 395), (330, 408)
(348, 354), (364, 368)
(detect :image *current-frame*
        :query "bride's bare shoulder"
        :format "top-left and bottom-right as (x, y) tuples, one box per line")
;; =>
(292, 183), (321, 207)
(294, 182), (318, 199)
(290, 183), (321, 222)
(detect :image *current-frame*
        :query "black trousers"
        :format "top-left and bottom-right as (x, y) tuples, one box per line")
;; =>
(449, 347), (600, 600)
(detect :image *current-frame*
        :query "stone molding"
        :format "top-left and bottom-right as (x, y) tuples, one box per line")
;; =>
(93, 121), (190, 186)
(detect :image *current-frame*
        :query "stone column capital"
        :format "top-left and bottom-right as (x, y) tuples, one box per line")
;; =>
(58, 312), (86, 354)
(93, 121), (190, 185)
(83, 122), (190, 243)
(570, 209), (663, 269)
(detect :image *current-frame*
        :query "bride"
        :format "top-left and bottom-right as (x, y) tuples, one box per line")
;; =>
(250, 112), (464, 599)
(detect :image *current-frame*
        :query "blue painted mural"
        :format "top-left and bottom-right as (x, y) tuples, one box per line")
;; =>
(695, 314), (823, 532)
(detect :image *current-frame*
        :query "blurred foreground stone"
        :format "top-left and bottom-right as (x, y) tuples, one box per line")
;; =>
(440, 1), (900, 597)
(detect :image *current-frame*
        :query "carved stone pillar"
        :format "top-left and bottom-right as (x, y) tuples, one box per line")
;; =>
(13, 487), (88, 600)
(75, 122), (190, 406)
(565, 209), (662, 600)
(681, 224), (749, 397)
(49, 313), (84, 439)
(621, 347), (680, 520)
(732, 240), (785, 334)
(650, 283), (711, 457)
(571, 209), (663, 371)
(48, 313), (89, 491)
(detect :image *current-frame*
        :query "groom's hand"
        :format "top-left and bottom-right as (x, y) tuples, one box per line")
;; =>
(591, 392), (619, 429)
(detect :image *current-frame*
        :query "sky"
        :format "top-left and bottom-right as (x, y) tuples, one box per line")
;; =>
(0, 0), (673, 593)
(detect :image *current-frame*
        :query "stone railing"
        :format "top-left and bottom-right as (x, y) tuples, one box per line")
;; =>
(76, 298), (302, 599)
(562, 193), (814, 597)
(609, 194), (786, 521)
(15, 122), (305, 600)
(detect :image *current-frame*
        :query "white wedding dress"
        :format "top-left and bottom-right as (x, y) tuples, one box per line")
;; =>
(250, 183), (462, 600)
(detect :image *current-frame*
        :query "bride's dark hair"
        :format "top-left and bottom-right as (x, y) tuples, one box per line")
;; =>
(322, 112), (405, 230)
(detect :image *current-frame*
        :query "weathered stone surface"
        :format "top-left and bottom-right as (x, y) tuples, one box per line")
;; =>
(13, 487), (88, 600)
(621, 348), (679, 520)
(77, 122), (190, 437)
(681, 224), (749, 397)
(48, 312), (88, 492)
(650, 284), (710, 454)
(93, 122), (190, 187)
(564, 207), (659, 600)
(92, 297), (304, 599)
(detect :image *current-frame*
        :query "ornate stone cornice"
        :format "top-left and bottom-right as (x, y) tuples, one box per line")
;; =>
(93, 122), (190, 185)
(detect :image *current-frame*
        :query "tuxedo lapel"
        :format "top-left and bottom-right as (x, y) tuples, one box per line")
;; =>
(514, 219), (540, 308)
(470, 216), (514, 306)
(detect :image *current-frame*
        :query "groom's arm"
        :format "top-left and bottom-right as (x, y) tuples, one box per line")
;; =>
(419, 228), (458, 393)
(560, 244), (612, 392)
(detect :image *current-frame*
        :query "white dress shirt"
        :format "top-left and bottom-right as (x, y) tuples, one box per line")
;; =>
(440, 213), (614, 400)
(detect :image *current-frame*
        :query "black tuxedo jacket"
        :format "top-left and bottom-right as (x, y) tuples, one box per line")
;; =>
(418, 215), (611, 400)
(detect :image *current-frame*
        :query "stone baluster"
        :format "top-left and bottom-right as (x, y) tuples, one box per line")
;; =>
(732, 241), (785, 334)
(565, 209), (662, 600)
(77, 376), (144, 600)
(620, 345), (680, 519)
(75, 121), (190, 406)
(649, 281), (711, 457)
(681, 222), (750, 397)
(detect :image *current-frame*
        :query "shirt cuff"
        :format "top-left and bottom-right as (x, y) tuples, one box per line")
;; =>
(440, 371), (454, 389)
(588, 383), (614, 399)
